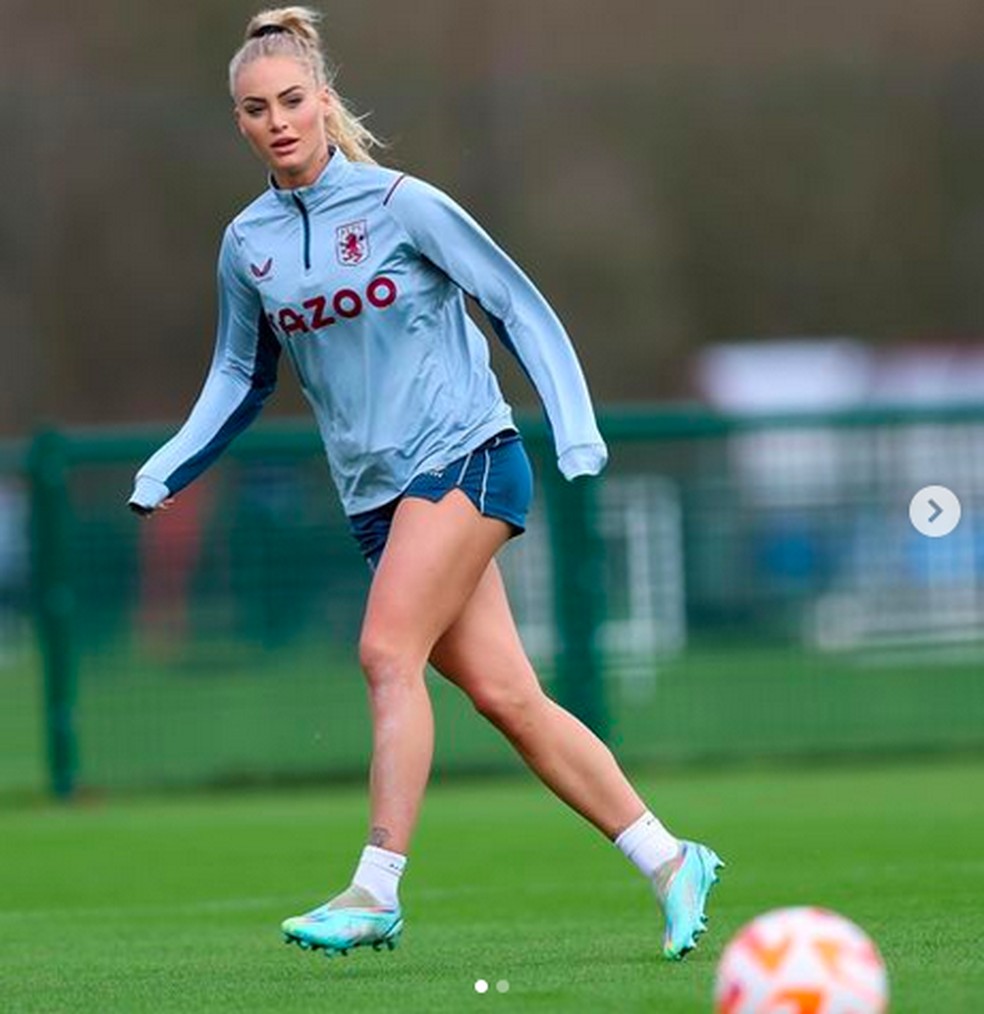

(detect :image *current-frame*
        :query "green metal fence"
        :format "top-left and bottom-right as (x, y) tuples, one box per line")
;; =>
(2, 406), (983, 798)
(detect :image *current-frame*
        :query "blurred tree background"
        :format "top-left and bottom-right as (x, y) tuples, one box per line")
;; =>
(3, 0), (984, 435)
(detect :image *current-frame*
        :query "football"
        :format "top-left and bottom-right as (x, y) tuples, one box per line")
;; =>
(714, 906), (889, 1014)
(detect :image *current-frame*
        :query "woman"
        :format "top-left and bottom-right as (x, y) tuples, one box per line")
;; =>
(129, 6), (722, 962)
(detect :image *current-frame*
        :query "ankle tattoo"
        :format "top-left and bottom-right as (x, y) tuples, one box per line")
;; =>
(369, 826), (391, 848)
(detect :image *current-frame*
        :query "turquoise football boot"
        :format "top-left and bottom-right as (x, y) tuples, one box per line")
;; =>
(281, 885), (403, 957)
(653, 841), (724, 961)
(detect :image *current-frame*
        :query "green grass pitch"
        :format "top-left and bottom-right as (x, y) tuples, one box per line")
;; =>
(1, 759), (981, 1012)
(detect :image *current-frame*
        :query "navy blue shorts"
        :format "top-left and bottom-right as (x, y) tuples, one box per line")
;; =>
(348, 429), (534, 569)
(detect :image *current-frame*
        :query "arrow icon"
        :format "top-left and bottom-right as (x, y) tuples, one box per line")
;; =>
(910, 486), (960, 538)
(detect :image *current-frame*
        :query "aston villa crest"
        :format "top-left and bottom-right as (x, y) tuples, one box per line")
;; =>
(336, 220), (370, 266)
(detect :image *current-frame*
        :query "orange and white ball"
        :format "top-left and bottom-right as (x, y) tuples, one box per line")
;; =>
(714, 907), (889, 1014)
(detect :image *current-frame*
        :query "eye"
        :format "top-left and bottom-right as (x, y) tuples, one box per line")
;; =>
(285, 96), (303, 106)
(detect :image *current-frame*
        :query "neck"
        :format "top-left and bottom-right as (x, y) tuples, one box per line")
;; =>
(273, 145), (332, 190)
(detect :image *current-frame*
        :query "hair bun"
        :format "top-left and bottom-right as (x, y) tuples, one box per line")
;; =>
(244, 6), (321, 47)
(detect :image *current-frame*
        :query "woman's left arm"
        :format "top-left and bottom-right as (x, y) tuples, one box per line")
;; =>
(384, 176), (608, 480)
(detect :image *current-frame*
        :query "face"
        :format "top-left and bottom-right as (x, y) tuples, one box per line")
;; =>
(234, 55), (332, 188)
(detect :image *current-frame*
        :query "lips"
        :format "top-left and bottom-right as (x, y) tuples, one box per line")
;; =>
(271, 138), (299, 153)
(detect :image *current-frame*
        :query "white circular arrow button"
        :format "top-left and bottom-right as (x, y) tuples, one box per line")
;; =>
(909, 485), (961, 538)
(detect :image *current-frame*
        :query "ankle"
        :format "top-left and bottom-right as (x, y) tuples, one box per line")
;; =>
(352, 844), (407, 909)
(614, 810), (681, 878)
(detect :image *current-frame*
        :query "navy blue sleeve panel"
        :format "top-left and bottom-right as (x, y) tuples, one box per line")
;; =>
(129, 225), (281, 510)
(163, 311), (280, 496)
(383, 176), (607, 480)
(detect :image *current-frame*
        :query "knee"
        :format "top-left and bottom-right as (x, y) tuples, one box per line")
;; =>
(358, 630), (422, 694)
(471, 682), (545, 733)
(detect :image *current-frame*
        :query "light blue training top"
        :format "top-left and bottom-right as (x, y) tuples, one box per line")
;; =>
(129, 147), (608, 516)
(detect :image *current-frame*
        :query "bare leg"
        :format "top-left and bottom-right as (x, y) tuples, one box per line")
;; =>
(425, 556), (723, 965)
(430, 559), (645, 839)
(358, 491), (510, 855)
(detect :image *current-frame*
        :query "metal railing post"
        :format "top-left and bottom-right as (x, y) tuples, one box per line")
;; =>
(542, 467), (608, 740)
(29, 429), (78, 799)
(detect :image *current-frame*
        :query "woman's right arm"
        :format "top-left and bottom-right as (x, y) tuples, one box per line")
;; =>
(128, 225), (281, 515)
(383, 176), (607, 481)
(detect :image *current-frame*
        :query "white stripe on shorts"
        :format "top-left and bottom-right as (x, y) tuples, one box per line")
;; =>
(479, 449), (491, 513)
(455, 452), (473, 486)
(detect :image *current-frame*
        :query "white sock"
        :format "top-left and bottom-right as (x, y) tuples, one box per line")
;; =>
(352, 845), (407, 909)
(614, 810), (681, 878)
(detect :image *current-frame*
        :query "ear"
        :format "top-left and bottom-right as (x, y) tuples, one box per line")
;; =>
(233, 105), (247, 138)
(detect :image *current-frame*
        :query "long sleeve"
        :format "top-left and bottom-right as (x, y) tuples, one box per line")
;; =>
(128, 225), (281, 511)
(384, 177), (608, 479)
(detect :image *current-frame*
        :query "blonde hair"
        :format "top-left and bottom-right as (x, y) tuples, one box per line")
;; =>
(229, 6), (382, 165)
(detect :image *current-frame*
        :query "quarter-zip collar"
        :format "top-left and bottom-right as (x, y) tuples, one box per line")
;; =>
(267, 145), (351, 210)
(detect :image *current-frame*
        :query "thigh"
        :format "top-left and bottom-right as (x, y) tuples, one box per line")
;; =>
(429, 558), (541, 701)
(361, 490), (512, 664)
